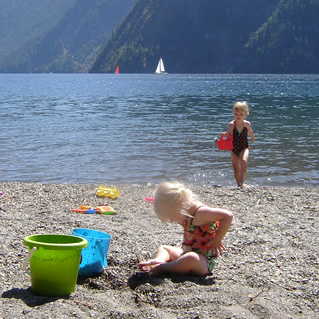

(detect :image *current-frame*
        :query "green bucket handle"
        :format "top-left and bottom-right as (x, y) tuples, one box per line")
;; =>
(23, 246), (38, 274)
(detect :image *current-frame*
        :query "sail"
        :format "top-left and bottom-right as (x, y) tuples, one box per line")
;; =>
(155, 58), (166, 74)
(115, 65), (119, 74)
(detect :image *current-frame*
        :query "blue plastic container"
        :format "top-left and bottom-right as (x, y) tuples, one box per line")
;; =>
(72, 228), (111, 276)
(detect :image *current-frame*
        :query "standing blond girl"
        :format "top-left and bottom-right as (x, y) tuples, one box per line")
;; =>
(138, 182), (233, 276)
(227, 101), (255, 187)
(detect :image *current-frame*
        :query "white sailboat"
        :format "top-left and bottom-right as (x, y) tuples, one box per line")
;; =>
(155, 58), (167, 74)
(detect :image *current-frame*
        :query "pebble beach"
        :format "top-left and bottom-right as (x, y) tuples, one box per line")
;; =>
(0, 182), (318, 318)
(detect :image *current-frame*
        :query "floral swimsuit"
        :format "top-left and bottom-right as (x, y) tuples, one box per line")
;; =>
(182, 206), (220, 272)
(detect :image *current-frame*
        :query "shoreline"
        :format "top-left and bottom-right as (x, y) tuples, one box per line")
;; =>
(1, 182), (318, 318)
(1, 179), (318, 188)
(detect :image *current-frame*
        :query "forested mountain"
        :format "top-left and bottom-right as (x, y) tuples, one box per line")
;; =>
(1, 0), (318, 73)
(91, 0), (319, 74)
(0, 0), (76, 72)
(0, 0), (135, 72)
(237, 0), (319, 73)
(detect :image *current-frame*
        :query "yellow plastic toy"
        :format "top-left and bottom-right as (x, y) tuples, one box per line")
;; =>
(96, 186), (120, 199)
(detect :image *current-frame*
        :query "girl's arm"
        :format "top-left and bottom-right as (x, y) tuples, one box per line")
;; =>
(194, 207), (233, 256)
(227, 121), (234, 139)
(245, 121), (255, 143)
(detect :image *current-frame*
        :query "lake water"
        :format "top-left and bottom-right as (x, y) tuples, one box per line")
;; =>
(0, 73), (318, 187)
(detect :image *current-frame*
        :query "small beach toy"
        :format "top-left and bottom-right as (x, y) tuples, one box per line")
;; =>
(145, 196), (154, 202)
(72, 205), (117, 215)
(96, 186), (120, 199)
(72, 208), (97, 214)
(215, 132), (233, 151)
(96, 206), (117, 214)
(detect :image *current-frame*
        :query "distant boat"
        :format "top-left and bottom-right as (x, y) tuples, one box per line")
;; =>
(155, 58), (167, 74)
(114, 65), (119, 74)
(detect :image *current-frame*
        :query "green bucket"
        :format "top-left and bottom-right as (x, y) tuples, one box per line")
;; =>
(23, 234), (88, 296)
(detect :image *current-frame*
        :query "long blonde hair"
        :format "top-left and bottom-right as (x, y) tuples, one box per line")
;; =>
(153, 181), (196, 222)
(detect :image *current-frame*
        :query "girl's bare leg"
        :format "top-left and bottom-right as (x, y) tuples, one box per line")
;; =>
(231, 152), (241, 186)
(144, 251), (209, 276)
(239, 148), (249, 187)
(138, 245), (183, 270)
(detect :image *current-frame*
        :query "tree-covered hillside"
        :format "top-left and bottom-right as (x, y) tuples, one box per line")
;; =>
(28, 0), (135, 73)
(91, 0), (319, 74)
(0, 0), (76, 72)
(236, 0), (319, 73)
(0, 0), (135, 73)
(2, 0), (318, 73)
(91, 0), (280, 73)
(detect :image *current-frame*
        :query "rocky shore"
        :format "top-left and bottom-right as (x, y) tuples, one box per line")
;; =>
(0, 182), (318, 318)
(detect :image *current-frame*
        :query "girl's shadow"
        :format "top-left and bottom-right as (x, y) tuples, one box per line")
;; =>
(128, 271), (216, 290)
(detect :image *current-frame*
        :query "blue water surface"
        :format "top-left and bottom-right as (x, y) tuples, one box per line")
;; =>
(0, 73), (318, 187)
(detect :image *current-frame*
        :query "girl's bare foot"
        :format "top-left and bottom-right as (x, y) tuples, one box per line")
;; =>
(138, 259), (164, 271)
(139, 262), (165, 275)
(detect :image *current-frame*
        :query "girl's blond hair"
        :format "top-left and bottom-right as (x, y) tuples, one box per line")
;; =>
(153, 181), (195, 222)
(233, 101), (249, 115)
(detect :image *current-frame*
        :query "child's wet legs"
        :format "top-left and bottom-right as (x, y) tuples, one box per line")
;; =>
(231, 152), (241, 186)
(231, 149), (250, 187)
(239, 148), (249, 186)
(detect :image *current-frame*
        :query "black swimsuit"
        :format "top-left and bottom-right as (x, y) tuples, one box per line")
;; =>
(232, 122), (249, 156)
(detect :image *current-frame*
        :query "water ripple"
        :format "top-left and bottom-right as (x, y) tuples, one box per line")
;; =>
(0, 74), (318, 187)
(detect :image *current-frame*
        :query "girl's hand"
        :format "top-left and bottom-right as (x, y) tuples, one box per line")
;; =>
(225, 132), (232, 139)
(210, 238), (226, 257)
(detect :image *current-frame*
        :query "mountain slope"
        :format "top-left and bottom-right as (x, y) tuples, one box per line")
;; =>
(0, 0), (135, 73)
(91, 0), (280, 73)
(29, 0), (135, 73)
(2, 0), (318, 73)
(0, 0), (76, 71)
(235, 0), (319, 73)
